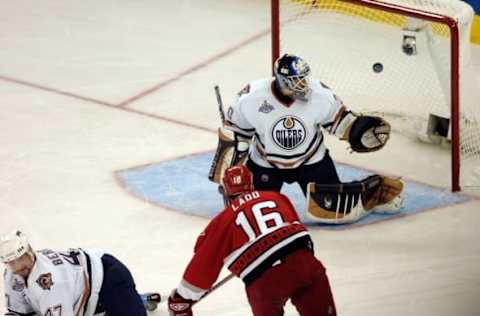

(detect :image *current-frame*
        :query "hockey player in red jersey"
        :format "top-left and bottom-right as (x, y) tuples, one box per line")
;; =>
(168, 165), (336, 316)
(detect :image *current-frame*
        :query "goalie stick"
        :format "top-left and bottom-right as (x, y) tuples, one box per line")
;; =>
(207, 85), (229, 182)
(208, 85), (235, 207)
(208, 86), (249, 185)
(214, 85), (226, 124)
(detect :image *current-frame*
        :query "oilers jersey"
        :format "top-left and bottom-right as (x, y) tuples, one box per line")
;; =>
(225, 78), (348, 169)
(3, 248), (104, 316)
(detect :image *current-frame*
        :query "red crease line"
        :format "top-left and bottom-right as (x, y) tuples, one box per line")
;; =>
(0, 75), (215, 134)
(0, 75), (115, 107)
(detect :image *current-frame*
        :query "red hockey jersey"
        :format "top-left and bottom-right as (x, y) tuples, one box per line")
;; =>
(177, 190), (312, 300)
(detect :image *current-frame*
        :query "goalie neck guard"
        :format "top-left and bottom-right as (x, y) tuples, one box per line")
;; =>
(222, 165), (254, 201)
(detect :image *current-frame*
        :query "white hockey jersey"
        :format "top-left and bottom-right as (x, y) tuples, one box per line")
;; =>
(225, 78), (347, 169)
(3, 248), (104, 316)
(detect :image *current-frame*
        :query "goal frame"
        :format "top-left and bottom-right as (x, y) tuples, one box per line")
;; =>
(271, 0), (461, 191)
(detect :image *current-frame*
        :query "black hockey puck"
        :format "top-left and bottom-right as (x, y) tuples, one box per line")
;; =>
(372, 62), (383, 73)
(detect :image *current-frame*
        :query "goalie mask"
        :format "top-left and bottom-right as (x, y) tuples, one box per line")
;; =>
(274, 54), (311, 101)
(222, 165), (254, 200)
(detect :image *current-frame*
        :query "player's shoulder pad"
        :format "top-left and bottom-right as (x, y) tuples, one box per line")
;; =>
(4, 269), (26, 291)
(239, 79), (271, 99)
(310, 80), (339, 103)
(236, 84), (251, 99)
(264, 190), (293, 205)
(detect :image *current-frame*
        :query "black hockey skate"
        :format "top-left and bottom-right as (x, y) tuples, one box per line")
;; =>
(140, 292), (162, 312)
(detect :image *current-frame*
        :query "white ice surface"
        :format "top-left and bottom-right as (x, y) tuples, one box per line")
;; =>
(0, 1), (479, 315)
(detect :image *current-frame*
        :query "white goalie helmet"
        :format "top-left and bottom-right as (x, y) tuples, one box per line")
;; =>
(0, 230), (31, 263)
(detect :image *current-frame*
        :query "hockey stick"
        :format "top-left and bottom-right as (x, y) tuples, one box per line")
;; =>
(208, 85), (230, 183)
(160, 273), (235, 309)
(193, 273), (235, 306)
(214, 85), (226, 124)
(210, 85), (233, 206)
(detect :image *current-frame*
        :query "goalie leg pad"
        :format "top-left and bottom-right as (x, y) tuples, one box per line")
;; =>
(306, 181), (372, 224)
(362, 175), (404, 209)
(306, 175), (404, 224)
(371, 194), (404, 214)
(369, 176), (405, 213)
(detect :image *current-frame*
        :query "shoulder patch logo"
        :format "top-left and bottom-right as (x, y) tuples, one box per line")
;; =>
(227, 106), (234, 120)
(258, 100), (274, 114)
(237, 84), (250, 97)
(12, 278), (25, 292)
(36, 273), (54, 290)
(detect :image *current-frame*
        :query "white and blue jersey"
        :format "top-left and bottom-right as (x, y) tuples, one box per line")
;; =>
(4, 248), (104, 316)
(225, 78), (349, 169)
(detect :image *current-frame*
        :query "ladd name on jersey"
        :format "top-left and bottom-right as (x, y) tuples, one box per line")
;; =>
(230, 191), (260, 211)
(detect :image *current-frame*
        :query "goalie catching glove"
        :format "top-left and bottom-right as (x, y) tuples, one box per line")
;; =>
(330, 110), (391, 153)
(347, 115), (391, 153)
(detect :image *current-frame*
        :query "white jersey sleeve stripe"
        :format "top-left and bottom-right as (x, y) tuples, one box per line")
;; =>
(225, 120), (255, 137)
(176, 279), (207, 301)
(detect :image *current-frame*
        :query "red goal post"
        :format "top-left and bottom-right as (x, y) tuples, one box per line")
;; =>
(271, 0), (477, 192)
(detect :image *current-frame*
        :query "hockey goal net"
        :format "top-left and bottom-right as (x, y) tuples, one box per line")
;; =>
(272, 0), (480, 191)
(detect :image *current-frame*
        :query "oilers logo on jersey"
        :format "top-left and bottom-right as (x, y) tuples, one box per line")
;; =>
(271, 116), (307, 150)
(36, 273), (54, 290)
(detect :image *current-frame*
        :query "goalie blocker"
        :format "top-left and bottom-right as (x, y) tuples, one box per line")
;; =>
(208, 127), (249, 184)
(307, 175), (404, 224)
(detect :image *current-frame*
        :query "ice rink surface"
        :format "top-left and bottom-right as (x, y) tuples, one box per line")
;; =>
(1, 1), (480, 315)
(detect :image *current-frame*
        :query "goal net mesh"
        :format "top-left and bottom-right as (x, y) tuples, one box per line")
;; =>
(276, 0), (480, 189)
